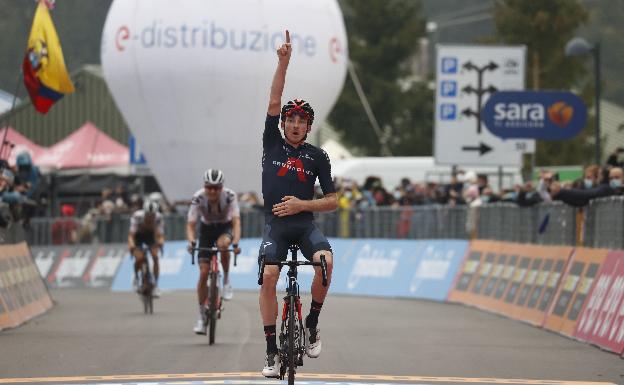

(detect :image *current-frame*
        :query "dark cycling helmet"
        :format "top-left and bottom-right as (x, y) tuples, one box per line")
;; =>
(281, 99), (315, 125)
(203, 168), (224, 186)
(143, 199), (159, 214)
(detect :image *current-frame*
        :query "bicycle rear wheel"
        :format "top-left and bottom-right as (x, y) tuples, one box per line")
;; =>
(208, 271), (219, 345)
(148, 292), (154, 314)
(140, 262), (152, 314)
(287, 295), (296, 385)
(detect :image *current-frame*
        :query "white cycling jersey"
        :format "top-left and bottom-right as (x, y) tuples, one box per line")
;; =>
(129, 210), (164, 234)
(187, 187), (240, 225)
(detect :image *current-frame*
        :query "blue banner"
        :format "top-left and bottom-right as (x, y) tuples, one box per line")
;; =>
(128, 135), (147, 165)
(111, 238), (468, 302)
(482, 91), (587, 140)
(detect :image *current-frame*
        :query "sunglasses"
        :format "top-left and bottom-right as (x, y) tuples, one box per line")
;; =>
(204, 185), (222, 191)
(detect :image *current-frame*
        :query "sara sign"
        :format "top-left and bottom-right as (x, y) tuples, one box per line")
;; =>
(482, 91), (587, 140)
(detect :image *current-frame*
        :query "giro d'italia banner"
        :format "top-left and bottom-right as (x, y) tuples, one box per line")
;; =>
(482, 91), (587, 140)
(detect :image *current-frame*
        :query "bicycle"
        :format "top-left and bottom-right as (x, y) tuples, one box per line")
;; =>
(133, 245), (157, 315)
(258, 245), (328, 385)
(190, 246), (237, 345)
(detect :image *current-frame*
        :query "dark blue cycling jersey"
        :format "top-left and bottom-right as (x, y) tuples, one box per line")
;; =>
(262, 114), (335, 221)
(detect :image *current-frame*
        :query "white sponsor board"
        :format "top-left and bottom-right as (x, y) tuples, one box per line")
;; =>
(101, 0), (347, 201)
(434, 45), (534, 166)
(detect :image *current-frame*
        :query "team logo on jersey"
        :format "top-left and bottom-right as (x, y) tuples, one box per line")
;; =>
(276, 157), (308, 182)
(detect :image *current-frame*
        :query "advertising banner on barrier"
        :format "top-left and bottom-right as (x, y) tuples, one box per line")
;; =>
(448, 240), (573, 325)
(337, 239), (468, 300)
(573, 251), (624, 354)
(543, 248), (609, 336)
(31, 244), (127, 289)
(0, 242), (53, 331)
(111, 238), (469, 301)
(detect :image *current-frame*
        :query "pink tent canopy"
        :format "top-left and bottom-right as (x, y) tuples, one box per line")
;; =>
(35, 122), (129, 169)
(0, 126), (46, 166)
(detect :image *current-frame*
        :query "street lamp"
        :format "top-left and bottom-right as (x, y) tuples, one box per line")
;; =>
(565, 37), (601, 165)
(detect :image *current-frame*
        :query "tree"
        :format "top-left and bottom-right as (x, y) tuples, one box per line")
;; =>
(584, 0), (624, 104)
(492, 0), (595, 166)
(329, 0), (432, 156)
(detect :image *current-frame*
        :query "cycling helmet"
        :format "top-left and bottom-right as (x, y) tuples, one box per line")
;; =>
(203, 169), (224, 186)
(143, 199), (159, 214)
(281, 99), (315, 125)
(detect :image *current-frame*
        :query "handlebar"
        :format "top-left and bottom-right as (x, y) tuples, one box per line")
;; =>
(258, 254), (328, 287)
(189, 247), (236, 265)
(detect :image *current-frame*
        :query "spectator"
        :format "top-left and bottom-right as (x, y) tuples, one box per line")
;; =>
(77, 201), (102, 243)
(51, 204), (78, 244)
(0, 168), (20, 204)
(476, 174), (489, 194)
(239, 191), (263, 210)
(516, 181), (542, 207)
(445, 173), (464, 197)
(608, 167), (623, 195)
(606, 147), (624, 169)
(112, 184), (129, 212)
(550, 167), (622, 207)
(13, 152), (41, 199)
(480, 186), (499, 204)
(446, 187), (466, 207)
(578, 164), (601, 189)
(464, 185), (481, 236)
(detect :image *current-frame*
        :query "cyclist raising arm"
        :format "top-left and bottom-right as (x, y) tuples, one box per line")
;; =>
(259, 30), (337, 378)
(187, 169), (241, 335)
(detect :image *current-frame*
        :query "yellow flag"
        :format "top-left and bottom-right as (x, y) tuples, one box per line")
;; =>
(23, 0), (74, 113)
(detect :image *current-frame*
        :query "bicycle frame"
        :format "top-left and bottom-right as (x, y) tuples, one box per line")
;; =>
(258, 245), (328, 384)
(190, 246), (234, 344)
(133, 245), (155, 314)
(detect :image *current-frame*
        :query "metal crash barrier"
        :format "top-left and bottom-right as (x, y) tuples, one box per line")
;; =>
(22, 196), (624, 249)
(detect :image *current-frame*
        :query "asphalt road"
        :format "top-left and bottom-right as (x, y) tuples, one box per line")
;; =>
(0, 289), (622, 385)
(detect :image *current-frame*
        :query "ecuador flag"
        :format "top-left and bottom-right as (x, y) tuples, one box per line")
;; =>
(22, 0), (74, 114)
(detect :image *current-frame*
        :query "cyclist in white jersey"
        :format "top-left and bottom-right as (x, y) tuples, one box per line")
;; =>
(128, 199), (165, 297)
(187, 169), (242, 335)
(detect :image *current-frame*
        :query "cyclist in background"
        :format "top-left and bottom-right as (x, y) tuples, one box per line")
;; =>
(187, 169), (241, 335)
(128, 199), (164, 297)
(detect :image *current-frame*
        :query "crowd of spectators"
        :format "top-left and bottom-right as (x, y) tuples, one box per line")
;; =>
(328, 153), (624, 211)
(4, 146), (623, 245)
(50, 188), (175, 245)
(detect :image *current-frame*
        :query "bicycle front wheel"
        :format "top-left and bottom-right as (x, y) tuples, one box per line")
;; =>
(208, 271), (219, 345)
(288, 295), (296, 385)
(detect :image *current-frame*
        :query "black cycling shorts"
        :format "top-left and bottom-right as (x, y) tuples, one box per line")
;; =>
(258, 216), (332, 263)
(134, 230), (156, 248)
(198, 222), (232, 262)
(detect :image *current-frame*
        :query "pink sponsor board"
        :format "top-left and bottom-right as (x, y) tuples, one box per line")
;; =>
(573, 251), (624, 354)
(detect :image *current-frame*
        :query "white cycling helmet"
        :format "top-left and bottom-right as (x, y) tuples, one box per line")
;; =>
(143, 199), (159, 214)
(203, 169), (224, 186)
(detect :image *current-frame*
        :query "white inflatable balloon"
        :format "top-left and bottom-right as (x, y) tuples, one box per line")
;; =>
(101, 0), (348, 202)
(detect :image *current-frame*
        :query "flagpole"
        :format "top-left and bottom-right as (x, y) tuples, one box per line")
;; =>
(0, 71), (24, 168)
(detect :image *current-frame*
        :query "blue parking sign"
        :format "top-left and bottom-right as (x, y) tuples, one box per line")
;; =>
(441, 57), (458, 74)
(440, 104), (457, 120)
(440, 80), (457, 97)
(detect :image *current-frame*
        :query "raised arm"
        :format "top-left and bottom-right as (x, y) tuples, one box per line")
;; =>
(268, 30), (291, 116)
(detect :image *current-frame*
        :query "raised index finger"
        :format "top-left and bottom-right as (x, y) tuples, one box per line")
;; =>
(285, 30), (290, 44)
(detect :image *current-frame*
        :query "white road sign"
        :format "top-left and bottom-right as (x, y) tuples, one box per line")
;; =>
(434, 45), (534, 166)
